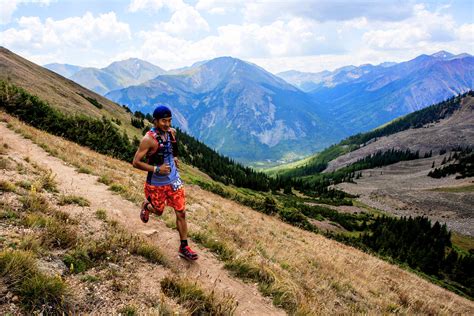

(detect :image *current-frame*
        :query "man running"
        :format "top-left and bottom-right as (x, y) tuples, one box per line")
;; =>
(132, 105), (198, 261)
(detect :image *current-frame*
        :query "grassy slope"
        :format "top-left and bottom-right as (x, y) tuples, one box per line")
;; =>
(0, 47), (141, 138)
(3, 113), (473, 314)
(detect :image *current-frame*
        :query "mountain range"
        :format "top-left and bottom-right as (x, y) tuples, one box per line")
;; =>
(45, 51), (473, 165)
(45, 58), (166, 95)
(106, 57), (340, 164)
(279, 51), (473, 135)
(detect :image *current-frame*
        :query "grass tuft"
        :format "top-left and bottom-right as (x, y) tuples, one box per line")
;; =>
(21, 189), (49, 213)
(0, 156), (10, 169)
(191, 231), (235, 261)
(161, 276), (237, 315)
(42, 220), (78, 249)
(118, 305), (138, 316)
(95, 209), (107, 221)
(97, 174), (113, 185)
(19, 273), (68, 312)
(77, 166), (92, 174)
(0, 179), (16, 192)
(24, 213), (50, 228)
(37, 169), (58, 192)
(109, 183), (127, 193)
(129, 241), (168, 266)
(58, 194), (90, 207)
(16, 180), (32, 190)
(0, 249), (70, 313)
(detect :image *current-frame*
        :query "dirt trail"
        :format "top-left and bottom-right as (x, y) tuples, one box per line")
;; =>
(0, 123), (284, 316)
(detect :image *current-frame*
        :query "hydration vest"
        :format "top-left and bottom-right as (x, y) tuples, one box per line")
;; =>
(146, 128), (179, 166)
(145, 128), (180, 186)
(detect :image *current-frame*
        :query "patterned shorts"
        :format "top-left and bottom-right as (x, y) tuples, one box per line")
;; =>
(144, 183), (186, 212)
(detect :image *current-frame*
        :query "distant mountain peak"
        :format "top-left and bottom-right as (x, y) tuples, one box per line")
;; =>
(431, 50), (455, 59)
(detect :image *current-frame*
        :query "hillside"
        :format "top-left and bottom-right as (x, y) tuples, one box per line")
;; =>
(0, 47), (140, 138)
(325, 94), (474, 172)
(2, 113), (473, 314)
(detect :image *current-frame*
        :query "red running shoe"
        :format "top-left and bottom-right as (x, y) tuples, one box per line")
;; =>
(179, 245), (198, 260)
(140, 201), (150, 223)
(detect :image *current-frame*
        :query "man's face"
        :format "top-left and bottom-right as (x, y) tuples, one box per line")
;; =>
(155, 117), (172, 131)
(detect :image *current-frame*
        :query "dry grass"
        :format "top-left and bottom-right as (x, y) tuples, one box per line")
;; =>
(4, 113), (474, 314)
(58, 194), (90, 207)
(0, 179), (16, 192)
(160, 275), (237, 315)
(0, 249), (70, 313)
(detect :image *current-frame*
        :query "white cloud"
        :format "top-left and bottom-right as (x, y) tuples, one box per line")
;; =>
(132, 16), (329, 70)
(1, 11), (132, 68)
(362, 4), (458, 51)
(243, 0), (415, 24)
(457, 23), (474, 42)
(195, 0), (240, 15)
(0, 12), (130, 50)
(128, 0), (185, 12)
(160, 5), (210, 37)
(0, 0), (55, 24)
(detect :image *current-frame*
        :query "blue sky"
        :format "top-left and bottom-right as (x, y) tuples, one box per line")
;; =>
(1, 0), (473, 73)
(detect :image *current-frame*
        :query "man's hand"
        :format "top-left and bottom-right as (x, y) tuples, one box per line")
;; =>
(174, 157), (179, 168)
(157, 163), (171, 175)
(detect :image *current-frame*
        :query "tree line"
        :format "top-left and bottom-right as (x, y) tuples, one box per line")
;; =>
(428, 147), (473, 179)
(360, 216), (473, 297)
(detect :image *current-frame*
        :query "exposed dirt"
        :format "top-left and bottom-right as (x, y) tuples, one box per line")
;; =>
(0, 123), (284, 315)
(335, 155), (474, 236)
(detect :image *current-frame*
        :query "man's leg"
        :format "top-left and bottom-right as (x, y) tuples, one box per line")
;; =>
(141, 184), (165, 223)
(175, 210), (198, 260)
(175, 210), (188, 240)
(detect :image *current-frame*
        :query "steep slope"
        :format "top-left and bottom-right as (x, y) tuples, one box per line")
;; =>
(0, 46), (139, 137)
(2, 114), (473, 314)
(325, 95), (474, 171)
(106, 57), (340, 164)
(68, 58), (166, 95)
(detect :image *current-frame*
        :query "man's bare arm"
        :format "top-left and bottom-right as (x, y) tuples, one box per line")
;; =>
(132, 136), (155, 172)
(133, 135), (171, 174)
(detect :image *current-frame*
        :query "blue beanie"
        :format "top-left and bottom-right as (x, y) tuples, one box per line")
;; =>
(153, 105), (172, 120)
